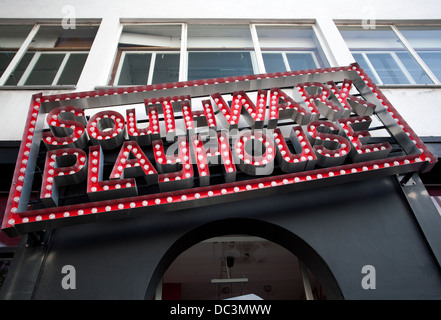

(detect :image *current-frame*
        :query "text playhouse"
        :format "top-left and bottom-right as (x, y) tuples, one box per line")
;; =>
(1, 63), (437, 236)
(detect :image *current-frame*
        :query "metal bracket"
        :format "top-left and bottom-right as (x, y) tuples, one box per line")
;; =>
(25, 230), (48, 247)
(397, 173), (441, 271)
(399, 172), (416, 187)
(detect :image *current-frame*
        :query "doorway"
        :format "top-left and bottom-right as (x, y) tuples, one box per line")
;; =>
(157, 234), (326, 300)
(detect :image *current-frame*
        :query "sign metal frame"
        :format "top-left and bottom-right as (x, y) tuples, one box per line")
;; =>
(1, 63), (437, 236)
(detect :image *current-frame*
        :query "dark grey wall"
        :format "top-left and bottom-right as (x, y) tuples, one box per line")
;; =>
(2, 175), (441, 300)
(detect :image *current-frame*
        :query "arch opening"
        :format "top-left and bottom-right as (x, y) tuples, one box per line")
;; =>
(145, 218), (343, 300)
(159, 234), (325, 300)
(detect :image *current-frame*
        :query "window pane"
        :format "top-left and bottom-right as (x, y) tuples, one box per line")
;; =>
(25, 54), (65, 85)
(115, 24), (182, 85)
(152, 53), (179, 84)
(188, 52), (254, 80)
(187, 25), (255, 80)
(0, 25), (33, 78)
(4, 25), (98, 86)
(417, 51), (441, 81)
(4, 52), (34, 85)
(352, 53), (379, 82)
(256, 25), (329, 70)
(188, 24), (253, 48)
(262, 53), (286, 73)
(396, 52), (433, 84)
(118, 53), (151, 85)
(399, 27), (441, 82)
(400, 27), (441, 49)
(366, 53), (409, 84)
(257, 26), (317, 49)
(339, 27), (402, 49)
(286, 53), (317, 70)
(0, 51), (16, 76)
(120, 25), (181, 48)
(339, 26), (433, 84)
(0, 25), (33, 48)
(29, 25), (98, 49)
(57, 53), (88, 85)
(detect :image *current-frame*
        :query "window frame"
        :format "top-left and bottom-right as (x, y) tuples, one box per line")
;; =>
(338, 23), (441, 85)
(391, 24), (440, 84)
(352, 50), (421, 85)
(0, 23), (98, 88)
(13, 51), (88, 86)
(261, 50), (321, 72)
(110, 22), (329, 85)
(0, 50), (20, 76)
(253, 23), (330, 73)
(114, 50), (181, 86)
(186, 49), (259, 81)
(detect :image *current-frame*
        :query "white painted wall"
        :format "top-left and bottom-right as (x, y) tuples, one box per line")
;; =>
(1, 0), (440, 21)
(0, 0), (440, 140)
(381, 88), (441, 137)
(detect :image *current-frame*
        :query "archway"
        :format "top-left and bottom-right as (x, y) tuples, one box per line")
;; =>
(159, 234), (324, 300)
(145, 218), (343, 300)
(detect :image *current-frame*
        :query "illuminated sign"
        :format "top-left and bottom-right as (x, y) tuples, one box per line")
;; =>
(1, 63), (437, 236)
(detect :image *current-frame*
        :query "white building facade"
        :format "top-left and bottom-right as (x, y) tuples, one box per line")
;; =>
(1, 0), (441, 301)
(0, 0), (441, 139)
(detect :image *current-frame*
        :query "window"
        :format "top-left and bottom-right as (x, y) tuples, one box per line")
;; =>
(187, 24), (256, 80)
(6, 52), (89, 86)
(0, 25), (33, 78)
(188, 51), (254, 80)
(339, 26), (436, 85)
(112, 24), (182, 85)
(398, 26), (441, 82)
(116, 51), (180, 85)
(255, 25), (327, 73)
(2, 25), (98, 86)
(111, 23), (330, 85)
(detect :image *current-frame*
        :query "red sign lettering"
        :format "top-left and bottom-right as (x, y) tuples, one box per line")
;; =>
(1, 63), (436, 236)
